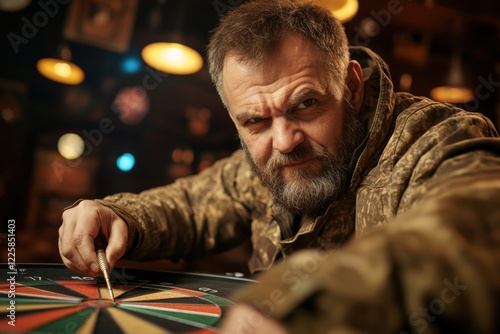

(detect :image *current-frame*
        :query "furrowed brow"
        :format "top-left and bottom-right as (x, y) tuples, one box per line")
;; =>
(285, 88), (317, 110)
(235, 111), (258, 123)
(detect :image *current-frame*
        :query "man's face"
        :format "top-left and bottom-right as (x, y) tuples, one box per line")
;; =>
(222, 33), (366, 214)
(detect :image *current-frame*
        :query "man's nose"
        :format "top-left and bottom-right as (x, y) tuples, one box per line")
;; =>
(271, 118), (305, 154)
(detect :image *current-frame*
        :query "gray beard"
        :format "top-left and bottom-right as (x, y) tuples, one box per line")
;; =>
(241, 97), (366, 215)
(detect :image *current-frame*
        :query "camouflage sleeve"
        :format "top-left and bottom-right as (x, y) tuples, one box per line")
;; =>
(95, 150), (259, 262)
(232, 157), (500, 333)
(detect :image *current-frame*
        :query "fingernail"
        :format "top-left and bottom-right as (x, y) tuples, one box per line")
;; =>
(91, 263), (99, 273)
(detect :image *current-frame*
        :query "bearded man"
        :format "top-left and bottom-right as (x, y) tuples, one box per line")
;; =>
(60, 1), (500, 333)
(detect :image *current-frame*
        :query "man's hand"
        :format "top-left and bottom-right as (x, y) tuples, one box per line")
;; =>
(59, 200), (128, 277)
(220, 304), (289, 334)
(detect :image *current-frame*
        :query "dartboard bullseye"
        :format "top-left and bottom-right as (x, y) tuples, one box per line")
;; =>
(0, 264), (253, 333)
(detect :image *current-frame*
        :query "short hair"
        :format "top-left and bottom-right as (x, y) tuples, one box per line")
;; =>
(207, 0), (350, 107)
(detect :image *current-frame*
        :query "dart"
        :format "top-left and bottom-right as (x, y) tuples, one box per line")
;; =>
(95, 236), (115, 303)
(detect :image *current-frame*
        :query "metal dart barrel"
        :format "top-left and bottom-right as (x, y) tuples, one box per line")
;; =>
(97, 248), (115, 302)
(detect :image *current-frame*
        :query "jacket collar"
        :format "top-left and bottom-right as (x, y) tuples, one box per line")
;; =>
(349, 46), (397, 188)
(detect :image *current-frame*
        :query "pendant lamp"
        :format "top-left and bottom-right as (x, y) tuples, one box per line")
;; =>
(142, 35), (203, 75)
(141, 0), (203, 75)
(429, 52), (474, 104)
(429, 19), (473, 104)
(36, 44), (84, 85)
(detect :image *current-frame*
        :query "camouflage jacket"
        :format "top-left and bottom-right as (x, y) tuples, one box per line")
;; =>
(96, 47), (500, 333)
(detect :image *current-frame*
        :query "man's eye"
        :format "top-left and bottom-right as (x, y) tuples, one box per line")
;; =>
(297, 98), (316, 109)
(247, 117), (262, 124)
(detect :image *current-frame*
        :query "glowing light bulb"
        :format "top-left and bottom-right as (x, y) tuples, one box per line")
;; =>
(58, 133), (85, 160)
(54, 62), (72, 78)
(162, 47), (184, 64)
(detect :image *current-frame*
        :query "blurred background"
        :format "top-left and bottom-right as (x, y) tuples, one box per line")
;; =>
(0, 0), (499, 273)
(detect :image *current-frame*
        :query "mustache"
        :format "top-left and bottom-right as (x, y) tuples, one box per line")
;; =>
(266, 145), (327, 170)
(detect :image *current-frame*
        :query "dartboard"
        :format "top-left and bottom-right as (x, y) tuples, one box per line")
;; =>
(0, 264), (254, 333)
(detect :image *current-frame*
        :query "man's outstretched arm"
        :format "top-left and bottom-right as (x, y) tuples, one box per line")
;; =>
(222, 167), (500, 333)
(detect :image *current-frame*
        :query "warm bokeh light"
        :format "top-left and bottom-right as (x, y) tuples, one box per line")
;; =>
(36, 58), (85, 85)
(141, 42), (203, 75)
(330, 0), (358, 22)
(113, 86), (150, 125)
(172, 148), (194, 165)
(0, 0), (31, 12)
(299, 0), (358, 23)
(54, 62), (71, 77)
(430, 86), (474, 104)
(399, 73), (413, 92)
(2, 108), (15, 122)
(57, 133), (85, 160)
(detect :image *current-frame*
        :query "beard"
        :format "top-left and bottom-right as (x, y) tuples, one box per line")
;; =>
(241, 95), (366, 215)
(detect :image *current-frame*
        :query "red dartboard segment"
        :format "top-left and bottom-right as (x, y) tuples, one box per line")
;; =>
(188, 330), (219, 334)
(0, 304), (88, 332)
(54, 280), (100, 299)
(173, 287), (207, 297)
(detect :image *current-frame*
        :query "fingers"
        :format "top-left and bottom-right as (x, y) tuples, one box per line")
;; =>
(105, 216), (128, 270)
(59, 201), (99, 276)
(59, 231), (98, 277)
(59, 200), (127, 277)
(220, 304), (289, 334)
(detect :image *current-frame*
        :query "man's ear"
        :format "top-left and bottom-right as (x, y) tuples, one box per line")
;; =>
(346, 60), (364, 113)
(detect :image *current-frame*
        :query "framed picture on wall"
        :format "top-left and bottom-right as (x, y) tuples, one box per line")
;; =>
(63, 0), (138, 53)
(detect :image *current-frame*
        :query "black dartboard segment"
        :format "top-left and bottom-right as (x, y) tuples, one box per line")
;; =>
(0, 264), (253, 333)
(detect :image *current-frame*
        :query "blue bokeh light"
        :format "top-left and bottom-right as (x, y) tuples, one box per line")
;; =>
(122, 57), (141, 73)
(116, 153), (135, 172)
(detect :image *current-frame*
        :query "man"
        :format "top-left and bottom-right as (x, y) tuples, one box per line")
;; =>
(59, 1), (500, 333)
